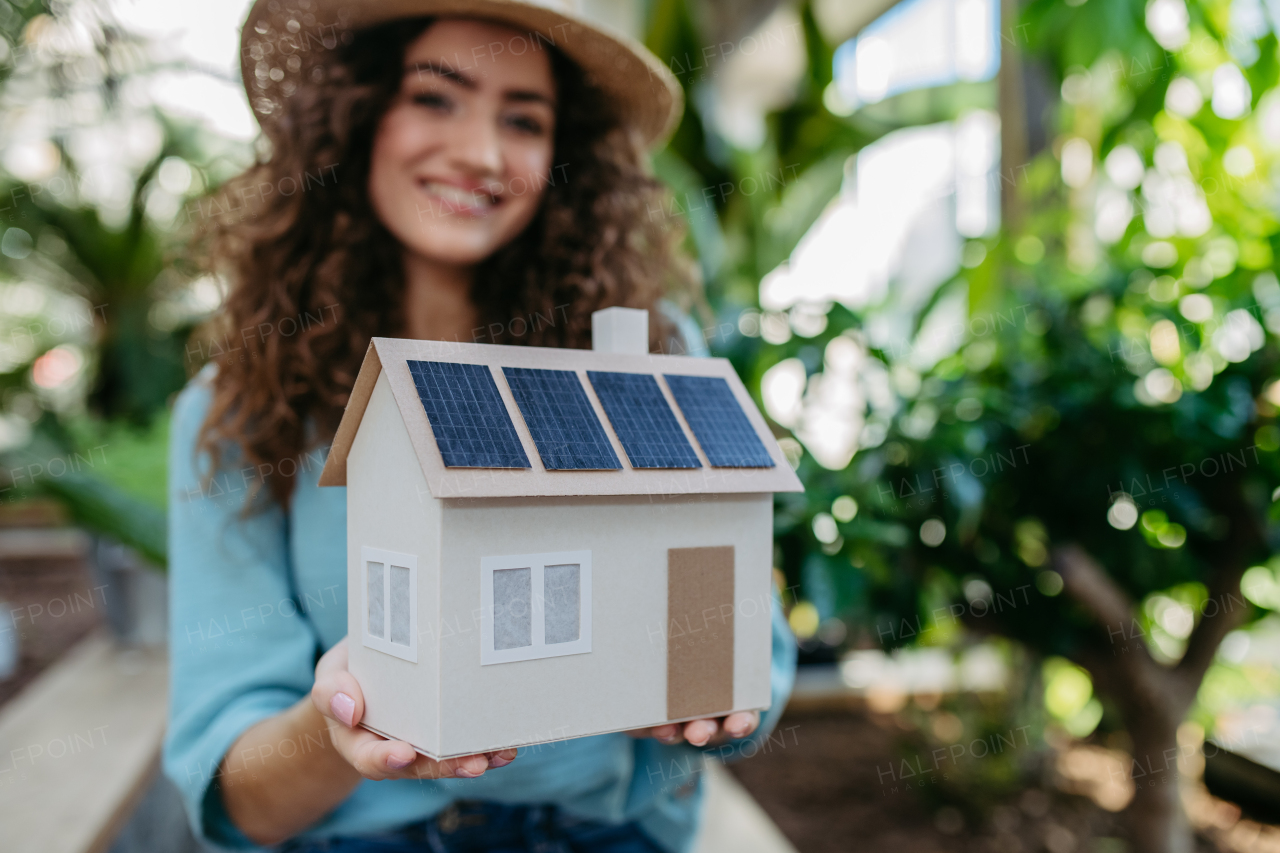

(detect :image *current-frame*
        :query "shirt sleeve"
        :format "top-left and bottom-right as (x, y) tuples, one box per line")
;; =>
(161, 372), (321, 849)
(658, 298), (710, 358)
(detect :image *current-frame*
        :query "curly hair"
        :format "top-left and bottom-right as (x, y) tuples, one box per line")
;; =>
(196, 17), (697, 509)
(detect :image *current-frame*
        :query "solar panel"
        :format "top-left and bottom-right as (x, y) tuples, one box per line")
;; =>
(663, 374), (776, 468)
(407, 361), (530, 469)
(502, 368), (622, 470)
(586, 371), (701, 469)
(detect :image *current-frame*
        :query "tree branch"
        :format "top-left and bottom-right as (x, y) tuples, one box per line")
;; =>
(1052, 544), (1173, 718)
(1176, 563), (1248, 685)
(1177, 476), (1268, 685)
(1053, 544), (1135, 632)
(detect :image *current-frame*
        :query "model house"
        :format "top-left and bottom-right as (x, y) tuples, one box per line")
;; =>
(319, 308), (803, 759)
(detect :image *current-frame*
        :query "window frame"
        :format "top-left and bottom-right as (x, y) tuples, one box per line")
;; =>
(361, 546), (418, 663)
(480, 549), (592, 665)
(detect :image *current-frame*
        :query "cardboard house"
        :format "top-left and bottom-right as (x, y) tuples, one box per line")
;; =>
(318, 308), (803, 759)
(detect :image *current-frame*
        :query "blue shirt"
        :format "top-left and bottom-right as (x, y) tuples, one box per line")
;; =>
(161, 359), (797, 851)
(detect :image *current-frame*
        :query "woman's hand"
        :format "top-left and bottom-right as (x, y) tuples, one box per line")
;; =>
(627, 712), (760, 748)
(311, 638), (517, 780)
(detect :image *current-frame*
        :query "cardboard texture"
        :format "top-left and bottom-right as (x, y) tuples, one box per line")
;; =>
(330, 329), (800, 759)
(347, 374), (441, 754)
(433, 495), (770, 757)
(591, 306), (649, 355)
(318, 342), (381, 487)
(667, 546), (736, 720)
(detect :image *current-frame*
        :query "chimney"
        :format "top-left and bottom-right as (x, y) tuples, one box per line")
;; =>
(591, 307), (649, 355)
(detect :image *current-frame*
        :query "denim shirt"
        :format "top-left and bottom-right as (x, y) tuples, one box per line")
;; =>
(161, 320), (797, 852)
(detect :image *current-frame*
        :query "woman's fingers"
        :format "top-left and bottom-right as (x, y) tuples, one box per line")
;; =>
(442, 754), (492, 779)
(311, 640), (365, 729)
(486, 748), (518, 769)
(683, 711), (760, 746)
(634, 724), (681, 744)
(720, 711), (760, 741)
(329, 725), (500, 781)
(309, 638), (519, 783)
(630, 712), (763, 747)
(384, 751), (493, 781)
(313, 637), (349, 678)
(338, 727), (417, 780)
(682, 718), (719, 746)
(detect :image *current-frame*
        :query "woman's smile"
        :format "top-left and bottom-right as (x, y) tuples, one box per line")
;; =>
(414, 176), (502, 217)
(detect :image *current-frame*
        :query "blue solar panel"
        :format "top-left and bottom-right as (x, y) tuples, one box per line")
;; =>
(663, 374), (775, 468)
(502, 368), (622, 470)
(586, 371), (701, 469)
(407, 361), (530, 469)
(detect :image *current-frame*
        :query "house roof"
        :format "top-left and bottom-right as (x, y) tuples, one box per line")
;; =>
(319, 337), (804, 498)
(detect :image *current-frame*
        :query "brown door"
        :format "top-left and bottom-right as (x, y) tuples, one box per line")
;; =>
(666, 546), (735, 720)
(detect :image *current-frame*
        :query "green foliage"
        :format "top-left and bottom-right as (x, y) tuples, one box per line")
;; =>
(0, 10), (240, 561)
(844, 0), (1280, 657)
(848, 270), (1277, 658)
(64, 414), (169, 510)
(0, 1), (50, 85)
(646, 0), (1280, 670)
(0, 117), (213, 423)
(2, 432), (166, 565)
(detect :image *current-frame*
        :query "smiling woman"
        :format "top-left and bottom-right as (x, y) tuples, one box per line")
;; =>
(197, 15), (691, 510)
(164, 5), (797, 853)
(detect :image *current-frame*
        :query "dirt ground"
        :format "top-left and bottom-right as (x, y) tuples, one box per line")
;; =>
(729, 709), (1278, 853)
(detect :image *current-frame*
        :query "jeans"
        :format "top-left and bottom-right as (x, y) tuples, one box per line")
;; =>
(280, 801), (667, 853)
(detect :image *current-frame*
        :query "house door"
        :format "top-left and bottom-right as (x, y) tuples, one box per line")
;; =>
(666, 546), (735, 720)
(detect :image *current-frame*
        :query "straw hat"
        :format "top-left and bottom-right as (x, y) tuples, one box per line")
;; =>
(239, 0), (684, 147)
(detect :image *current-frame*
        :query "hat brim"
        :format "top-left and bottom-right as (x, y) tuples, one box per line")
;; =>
(240, 0), (684, 148)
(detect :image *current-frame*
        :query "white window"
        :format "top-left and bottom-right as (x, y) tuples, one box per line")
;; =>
(362, 547), (417, 663)
(480, 550), (591, 665)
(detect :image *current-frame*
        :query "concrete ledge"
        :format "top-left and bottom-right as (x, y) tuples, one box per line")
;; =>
(0, 632), (168, 853)
(693, 760), (798, 853)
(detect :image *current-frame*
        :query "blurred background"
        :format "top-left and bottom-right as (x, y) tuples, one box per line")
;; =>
(2, 0), (1280, 851)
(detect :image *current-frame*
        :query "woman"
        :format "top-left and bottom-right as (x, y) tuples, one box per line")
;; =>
(164, 3), (796, 851)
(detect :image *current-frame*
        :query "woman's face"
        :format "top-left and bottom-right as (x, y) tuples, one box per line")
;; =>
(368, 19), (557, 268)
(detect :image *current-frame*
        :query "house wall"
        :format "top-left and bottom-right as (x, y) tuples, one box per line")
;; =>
(346, 372), (441, 755)
(436, 492), (774, 757)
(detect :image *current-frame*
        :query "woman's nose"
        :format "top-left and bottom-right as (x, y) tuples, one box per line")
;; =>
(447, 111), (504, 178)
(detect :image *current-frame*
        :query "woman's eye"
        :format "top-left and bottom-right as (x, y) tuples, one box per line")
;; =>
(411, 92), (452, 112)
(505, 114), (546, 136)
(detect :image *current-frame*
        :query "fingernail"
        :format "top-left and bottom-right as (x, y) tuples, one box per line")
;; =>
(690, 722), (714, 745)
(455, 766), (483, 778)
(386, 753), (412, 769)
(489, 754), (514, 768)
(330, 692), (355, 727)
